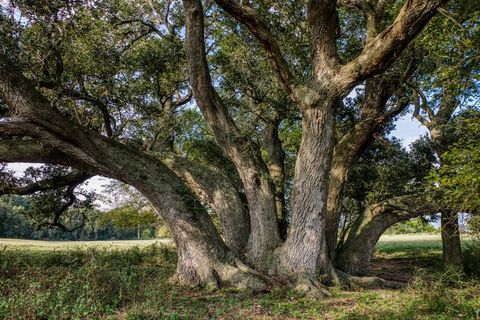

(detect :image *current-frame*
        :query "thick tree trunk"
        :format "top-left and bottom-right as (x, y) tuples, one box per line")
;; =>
(441, 210), (463, 269)
(94, 141), (269, 289)
(279, 101), (337, 283)
(162, 154), (250, 252)
(335, 195), (437, 275)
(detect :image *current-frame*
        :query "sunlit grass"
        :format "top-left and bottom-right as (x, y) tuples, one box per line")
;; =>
(375, 233), (472, 259)
(0, 238), (172, 252)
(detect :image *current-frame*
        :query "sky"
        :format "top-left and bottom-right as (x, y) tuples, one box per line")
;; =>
(390, 114), (429, 149)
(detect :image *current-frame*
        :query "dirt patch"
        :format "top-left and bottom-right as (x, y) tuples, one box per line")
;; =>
(369, 258), (431, 283)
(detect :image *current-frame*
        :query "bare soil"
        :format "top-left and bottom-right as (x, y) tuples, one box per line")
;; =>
(369, 258), (434, 283)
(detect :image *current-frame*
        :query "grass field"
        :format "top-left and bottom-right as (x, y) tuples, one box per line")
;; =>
(0, 233), (445, 251)
(0, 235), (479, 319)
(0, 238), (172, 251)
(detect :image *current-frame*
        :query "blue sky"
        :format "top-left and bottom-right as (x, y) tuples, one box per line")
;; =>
(390, 115), (428, 149)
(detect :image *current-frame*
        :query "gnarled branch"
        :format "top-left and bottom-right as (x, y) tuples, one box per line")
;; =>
(336, 0), (446, 90)
(0, 170), (92, 196)
(214, 0), (296, 97)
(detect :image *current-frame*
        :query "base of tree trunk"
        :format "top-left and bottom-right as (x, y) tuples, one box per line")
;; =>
(171, 252), (273, 291)
(441, 211), (463, 270)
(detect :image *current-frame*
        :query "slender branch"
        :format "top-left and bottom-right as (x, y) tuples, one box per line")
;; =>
(337, 0), (364, 10)
(214, 0), (296, 97)
(0, 170), (92, 196)
(173, 89), (193, 107)
(36, 183), (86, 233)
(59, 88), (114, 137)
(408, 87), (432, 128)
(406, 83), (434, 120)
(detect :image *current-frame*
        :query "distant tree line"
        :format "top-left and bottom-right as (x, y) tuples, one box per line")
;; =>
(0, 195), (167, 240)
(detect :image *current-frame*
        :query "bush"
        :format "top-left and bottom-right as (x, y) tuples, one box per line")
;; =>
(385, 217), (438, 235)
(463, 240), (480, 278)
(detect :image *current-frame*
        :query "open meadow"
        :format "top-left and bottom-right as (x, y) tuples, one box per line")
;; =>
(0, 234), (479, 320)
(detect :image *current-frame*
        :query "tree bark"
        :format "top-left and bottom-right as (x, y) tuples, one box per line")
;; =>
(325, 77), (406, 260)
(161, 154), (250, 252)
(263, 119), (287, 237)
(0, 58), (269, 289)
(182, 0), (280, 269)
(279, 100), (337, 282)
(428, 95), (463, 270)
(441, 210), (463, 269)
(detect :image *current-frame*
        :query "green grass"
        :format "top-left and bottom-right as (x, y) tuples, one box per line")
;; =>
(375, 234), (473, 258)
(0, 238), (172, 251)
(0, 236), (479, 319)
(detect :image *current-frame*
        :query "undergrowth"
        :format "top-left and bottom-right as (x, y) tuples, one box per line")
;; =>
(0, 243), (479, 319)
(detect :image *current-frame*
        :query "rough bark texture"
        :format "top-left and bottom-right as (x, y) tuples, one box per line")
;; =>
(0, 0), (447, 291)
(161, 154), (250, 252)
(263, 119), (287, 236)
(279, 101), (337, 281)
(325, 77), (404, 259)
(432, 129), (463, 269)
(0, 57), (268, 289)
(182, 0), (280, 269)
(335, 194), (439, 275)
(441, 210), (463, 269)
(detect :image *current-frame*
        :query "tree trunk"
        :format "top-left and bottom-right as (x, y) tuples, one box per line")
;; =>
(182, 0), (280, 270)
(99, 142), (268, 289)
(441, 210), (463, 269)
(324, 77), (402, 260)
(279, 101), (337, 283)
(162, 154), (250, 252)
(263, 119), (287, 237)
(431, 125), (463, 270)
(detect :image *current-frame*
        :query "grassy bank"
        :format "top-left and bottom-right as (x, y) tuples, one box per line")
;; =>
(0, 236), (479, 319)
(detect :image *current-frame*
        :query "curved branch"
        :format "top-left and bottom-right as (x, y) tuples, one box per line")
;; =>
(0, 139), (79, 167)
(0, 170), (92, 196)
(336, 0), (446, 90)
(214, 0), (295, 97)
(161, 153), (250, 251)
(406, 82), (434, 121)
(336, 192), (441, 274)
(36, 183), (86, 233)
(0, 120), (103, 170)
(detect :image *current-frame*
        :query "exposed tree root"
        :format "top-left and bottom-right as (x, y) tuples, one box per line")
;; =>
(292, 276), (332, 297)
(328, 269), (406, 290)
(170, 256), (275, 292)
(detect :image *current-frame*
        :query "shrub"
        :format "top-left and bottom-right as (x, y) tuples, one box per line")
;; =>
(463, 240), (480, 278)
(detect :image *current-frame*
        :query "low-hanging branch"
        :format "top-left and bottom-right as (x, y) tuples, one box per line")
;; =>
(35, 183), (87, 233)
(0, 170), (92, 196)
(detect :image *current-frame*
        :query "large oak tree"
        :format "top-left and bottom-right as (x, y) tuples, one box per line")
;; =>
(2, 0), (475, 292)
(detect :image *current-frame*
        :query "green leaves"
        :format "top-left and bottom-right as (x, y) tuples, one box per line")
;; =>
(430, 110), (480, 213)
(97, 205), (158, 229)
